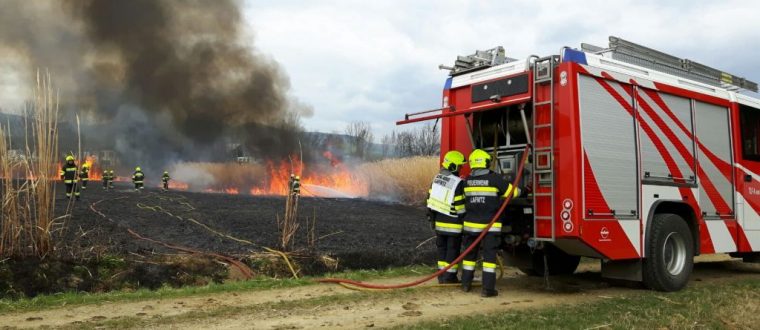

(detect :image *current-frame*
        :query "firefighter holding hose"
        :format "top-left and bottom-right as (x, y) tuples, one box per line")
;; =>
(461, 149), (519, 297)
(426, 150), (467, 284)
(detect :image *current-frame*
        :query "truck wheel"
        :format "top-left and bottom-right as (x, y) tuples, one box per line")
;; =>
(516, 244), (580, 276)
(643, 213), (694, 292)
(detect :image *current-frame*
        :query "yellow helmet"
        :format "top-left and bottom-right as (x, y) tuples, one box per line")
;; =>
(469, 149), (491, 169)
(65, 155), (75, 161)
(135, 166), (141, 171)
(295, 175), (300, 180)
(82, 164), (89, 168)
(442, 150), (466, 172)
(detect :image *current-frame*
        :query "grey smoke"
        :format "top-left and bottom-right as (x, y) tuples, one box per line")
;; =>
(0, 0), (312, 171)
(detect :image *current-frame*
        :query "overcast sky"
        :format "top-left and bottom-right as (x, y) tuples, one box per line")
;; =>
(243, 0), (760, 138)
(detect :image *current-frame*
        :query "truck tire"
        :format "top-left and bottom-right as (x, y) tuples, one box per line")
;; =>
(642, 213), (694, 292)
(516, 244), (581, 276)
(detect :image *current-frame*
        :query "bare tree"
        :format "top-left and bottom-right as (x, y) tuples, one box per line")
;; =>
(345, 121), (374, 160)
(382, 122), (440, 158)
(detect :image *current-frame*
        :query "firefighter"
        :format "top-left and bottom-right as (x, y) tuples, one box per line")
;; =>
(461, 149), (519, 297)
(132, 167), (145, 191)
(426, 150), (467, 284)
(108, 170), (115, 189)
(292, 175), (301, 196)
(59, 155), (80, 200)
(79, 163), (90, 190)
(102, 169), (110, 190)
(162, 171), (171, 191)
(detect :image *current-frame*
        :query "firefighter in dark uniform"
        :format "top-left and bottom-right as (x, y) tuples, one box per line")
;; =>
(461, 149), (519, 297)
(108, 170), (115, 189)
(79, 163), (90, 190)
(102, 169), (110, 190)
(292, 175), (301, 196)
(426, 150), (467, 284)
(132, 167), (145, 191)
(162, 171), (171, 191)
(59, 155), (80, 200)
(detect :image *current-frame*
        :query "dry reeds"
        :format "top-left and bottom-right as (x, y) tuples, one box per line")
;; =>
(358, 156), (438, 204)
(0, 71), (60, 258)
(277, 179), (299, 251)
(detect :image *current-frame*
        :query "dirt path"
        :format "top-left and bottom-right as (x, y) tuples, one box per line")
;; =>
(4, 255), (760, 329)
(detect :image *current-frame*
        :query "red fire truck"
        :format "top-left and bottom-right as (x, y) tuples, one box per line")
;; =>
(399, 36), (760, 291)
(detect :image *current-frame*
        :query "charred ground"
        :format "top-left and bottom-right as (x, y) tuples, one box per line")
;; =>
(1, 182), (435, 298)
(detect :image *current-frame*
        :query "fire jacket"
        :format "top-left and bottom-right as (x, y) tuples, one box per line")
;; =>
(60, 163), (78, 184)
(162, 173), (170, 183)
(79, 167), (89, 181)
(426, 169), (465, 235)
(132, 171), (145, 184)
(463, 169), (519, 233)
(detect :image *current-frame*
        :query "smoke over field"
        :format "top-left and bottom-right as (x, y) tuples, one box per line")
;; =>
(0, 0), (311, 168)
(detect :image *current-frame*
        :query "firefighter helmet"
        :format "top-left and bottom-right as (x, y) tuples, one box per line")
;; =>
(164, 171), (168, 174)
(468, 149), (491, 169)
(295, 175), (300, 180)
(82, 163), (89, 168)
(135, 166), (141, 172)
(65, 155), (75, 161)
(442, 150), (466, 172)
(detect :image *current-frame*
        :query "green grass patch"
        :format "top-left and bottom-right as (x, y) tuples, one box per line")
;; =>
(401, 277), (760, 329)
(0, 264), (432, 314)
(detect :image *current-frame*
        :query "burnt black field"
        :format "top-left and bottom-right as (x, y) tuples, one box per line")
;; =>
(57, 182), (436, 269)
(1, 181), (437, 297)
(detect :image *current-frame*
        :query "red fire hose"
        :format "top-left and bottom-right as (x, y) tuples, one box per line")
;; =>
(317, 145), (531, 289)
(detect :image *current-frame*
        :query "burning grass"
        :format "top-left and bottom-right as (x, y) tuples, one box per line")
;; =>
(164, 156), (438, 204)
(170, 162), (266, 192)
(358, 156), (438, 204)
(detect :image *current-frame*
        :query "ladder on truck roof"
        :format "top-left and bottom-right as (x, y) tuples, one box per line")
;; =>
(532, 55), (558, 242)
(582, 36), (759, 93)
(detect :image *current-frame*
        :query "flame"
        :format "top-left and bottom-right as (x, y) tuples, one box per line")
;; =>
(83, 155), (103, 180)
(168, 181), (189, 190)
(249, 155), (368, 198)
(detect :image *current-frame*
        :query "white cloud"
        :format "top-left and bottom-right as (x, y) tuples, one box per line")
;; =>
(244, 0), (760, 137)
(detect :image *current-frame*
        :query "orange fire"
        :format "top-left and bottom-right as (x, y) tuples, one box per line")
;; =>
(249, 155), (368, 198)
(168, 181), (189, 190)
(82, 155), (103, 181)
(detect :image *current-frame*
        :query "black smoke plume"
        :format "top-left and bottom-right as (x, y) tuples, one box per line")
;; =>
(0, 0), (312, 172)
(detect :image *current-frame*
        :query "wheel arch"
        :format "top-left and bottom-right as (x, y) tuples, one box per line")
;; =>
(645, 200), (700, 258)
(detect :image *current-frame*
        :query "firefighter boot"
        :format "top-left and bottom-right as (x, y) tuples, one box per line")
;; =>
(460, 263), (475, 292)
(481, 289), (499, 298)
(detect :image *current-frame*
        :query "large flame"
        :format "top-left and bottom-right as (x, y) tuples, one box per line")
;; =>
(168, 155), (368, 198)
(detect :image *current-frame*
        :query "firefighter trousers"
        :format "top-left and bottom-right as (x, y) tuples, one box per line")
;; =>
(65, 183), (80, 199)
(461, 232), (501, 292)
(436, 233), (461, 283)
(163, 182), (169, 190)
(103, 180), (108, 189)
(81, 179), (88, 190)
(134, 182), (143, 190)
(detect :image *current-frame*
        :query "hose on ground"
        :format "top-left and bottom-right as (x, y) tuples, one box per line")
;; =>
(89, 197), (255, 279)
(317, 144), (531, 289)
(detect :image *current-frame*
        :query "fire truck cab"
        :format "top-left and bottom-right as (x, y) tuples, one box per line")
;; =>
(399, 36), (760, 291)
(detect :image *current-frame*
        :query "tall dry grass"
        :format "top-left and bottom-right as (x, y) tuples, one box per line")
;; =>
(0, 71), (60, 258)
(358, 156), (439, 204)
